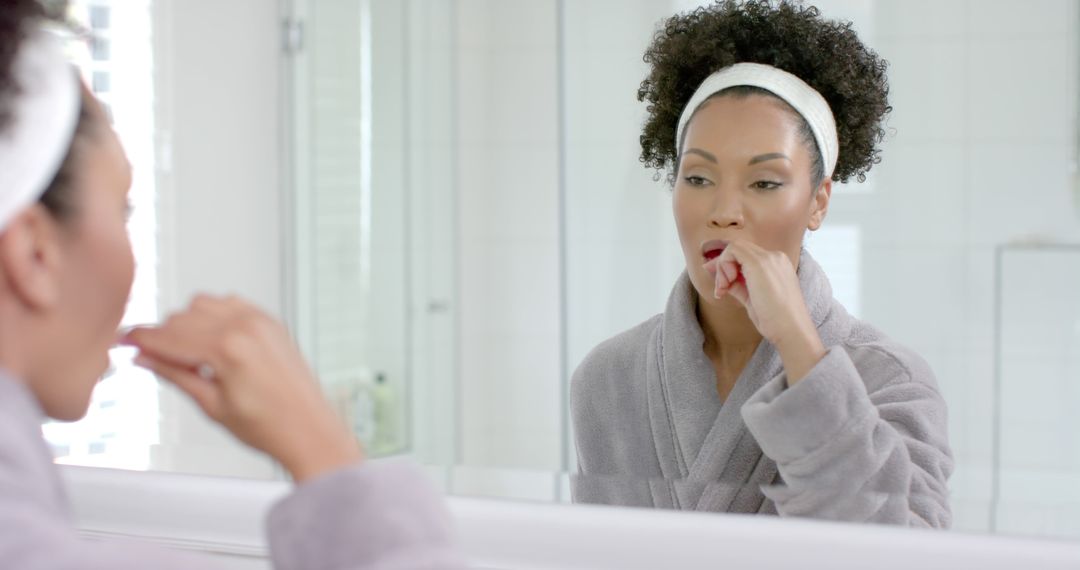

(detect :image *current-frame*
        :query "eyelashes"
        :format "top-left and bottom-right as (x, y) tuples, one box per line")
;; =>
(751, 180), (782, 191)
(682, 176), (783, 191)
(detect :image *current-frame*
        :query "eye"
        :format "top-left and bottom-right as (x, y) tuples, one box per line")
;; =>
(683, 175), (711, 187)
(751, 180), (782, 191)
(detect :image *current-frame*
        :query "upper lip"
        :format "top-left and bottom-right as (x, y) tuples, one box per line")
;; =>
(701, 239), (729, 260)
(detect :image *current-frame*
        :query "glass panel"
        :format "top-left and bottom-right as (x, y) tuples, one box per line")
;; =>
(89, 5), (111, 30)
(288, 0), (450, 462)
(91, 36), (110, 61)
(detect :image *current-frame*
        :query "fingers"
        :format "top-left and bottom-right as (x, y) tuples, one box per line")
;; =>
(126, 315), (218, 371)
(134, 352), (223, 418)
(708, 241), (755, 299)
(718, 257), (740, 288)
(725, 280), (750, 307)
(123, 295), (254, 372)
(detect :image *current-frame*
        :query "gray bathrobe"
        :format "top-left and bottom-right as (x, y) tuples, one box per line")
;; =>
(571, 251), (954, 528)
(0, 371), (465, 569)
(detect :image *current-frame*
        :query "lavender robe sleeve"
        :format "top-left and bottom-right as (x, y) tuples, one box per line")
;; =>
(741, 345), (954, 528)
(267, 460), (466, 569)
(0, 374), (465, 569)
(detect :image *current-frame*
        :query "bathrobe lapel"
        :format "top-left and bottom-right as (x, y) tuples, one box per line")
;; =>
(646, 251), (846, 511)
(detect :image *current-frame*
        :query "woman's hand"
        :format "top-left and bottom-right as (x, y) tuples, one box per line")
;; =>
(705, 241), (827, 384)
(122, 295), (362, 482)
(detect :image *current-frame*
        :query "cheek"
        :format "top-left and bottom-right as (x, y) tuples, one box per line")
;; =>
(106, 226), (136, 306)
(76, 220), (135, 322)
(672, 189), (701, 247)
(672, 190), (715, 296)
(745, 193), (810, 248)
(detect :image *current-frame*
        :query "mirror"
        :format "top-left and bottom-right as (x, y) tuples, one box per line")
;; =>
(49, 0), (1080, 544)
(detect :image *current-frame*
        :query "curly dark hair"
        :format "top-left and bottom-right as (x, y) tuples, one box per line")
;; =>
(1, 0), (88, 223)
(638, 0), (890, 184)
(0, 0), (49, 131)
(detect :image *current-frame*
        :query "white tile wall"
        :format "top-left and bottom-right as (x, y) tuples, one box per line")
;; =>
(998, 249), (1080, 539)
(455, 0), (563, 471)
(872, 0), (967, 40)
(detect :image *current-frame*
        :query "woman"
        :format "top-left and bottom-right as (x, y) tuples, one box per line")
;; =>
(571, 0), (953, 527)
(0, 1), (463, 567)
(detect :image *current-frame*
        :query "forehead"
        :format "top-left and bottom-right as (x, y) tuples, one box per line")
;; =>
(680, 94), (806, 160)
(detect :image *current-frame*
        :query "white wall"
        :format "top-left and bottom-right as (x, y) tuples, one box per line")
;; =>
(149, 0), (285, 478)
(403, 0), (459, 470)
(997, 248), (1080, 538)
(561, 0), (692, 402)
(829, 0), (1080, 534)
(455, 0), (565, 472)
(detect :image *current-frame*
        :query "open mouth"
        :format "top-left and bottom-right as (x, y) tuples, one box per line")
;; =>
(701, 240), (728, 262)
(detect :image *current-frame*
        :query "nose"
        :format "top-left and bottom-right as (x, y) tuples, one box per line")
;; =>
(707, 185), (744, 229)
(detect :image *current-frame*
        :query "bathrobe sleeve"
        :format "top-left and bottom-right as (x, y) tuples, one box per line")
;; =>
(0, 508), (217, 570)
(740, 345), (954, 528)
(267, 460), (466, 569)
(1, 372), (465, 569)
(0, 460), (464, 569)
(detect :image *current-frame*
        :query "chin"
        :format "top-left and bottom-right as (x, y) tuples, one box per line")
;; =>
(52, 407), (90, 423)
(39, 364), (104, 423)
(44, 396), (93, 423)
(687, 268), (714, 300)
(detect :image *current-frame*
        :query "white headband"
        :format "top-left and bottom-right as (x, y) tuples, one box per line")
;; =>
(675, 62), (839, 179)
(0, 29), (80, 232)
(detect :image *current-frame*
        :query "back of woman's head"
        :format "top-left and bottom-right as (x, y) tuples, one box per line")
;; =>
(1, 0), (94, 224)
(0, 0), (53, 129)
(0, 1), (137, 422)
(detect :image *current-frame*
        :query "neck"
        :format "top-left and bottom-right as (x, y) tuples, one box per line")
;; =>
(0, 332), (33, 394)
(0, 296), (36, 383)
(696, 294), (762, 359)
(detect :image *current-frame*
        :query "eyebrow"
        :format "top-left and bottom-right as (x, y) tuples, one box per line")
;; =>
(681, 148), (792, 166)
(681, 148), (717, 163)
(748, 152), (791, 165)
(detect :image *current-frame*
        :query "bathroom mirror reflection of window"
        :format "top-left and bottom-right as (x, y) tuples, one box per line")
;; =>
(43, 0), (159, 473)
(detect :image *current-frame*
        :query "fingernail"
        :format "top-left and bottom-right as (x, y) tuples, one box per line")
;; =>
(116, 325), (148, 346)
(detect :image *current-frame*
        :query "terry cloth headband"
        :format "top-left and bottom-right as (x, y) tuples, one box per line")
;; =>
(0, 28), (80, 232)
(675, 62), (839, 179)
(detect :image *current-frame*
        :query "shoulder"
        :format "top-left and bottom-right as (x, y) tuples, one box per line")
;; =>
(570, 315), (661, 400)
(837, 319), (952, 454)
(839, 319), (940, 394)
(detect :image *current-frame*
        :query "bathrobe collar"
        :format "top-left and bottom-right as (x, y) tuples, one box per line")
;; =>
(645, 249), (849, 510)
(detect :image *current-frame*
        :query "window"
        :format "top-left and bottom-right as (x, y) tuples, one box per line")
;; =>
(89, 5), (110, 30)
(91, 36), (110, 61)
(43, 0), (159, 472)
(91, 70), (110, 93)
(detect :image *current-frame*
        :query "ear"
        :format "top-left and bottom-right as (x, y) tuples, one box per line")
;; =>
(807, 178), (832, 231)
(0, 205), (66, 311)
